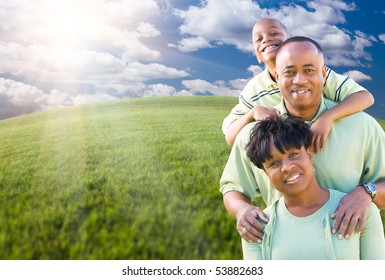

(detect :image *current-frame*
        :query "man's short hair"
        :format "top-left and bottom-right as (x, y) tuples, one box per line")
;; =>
(275, 36), (323, 60)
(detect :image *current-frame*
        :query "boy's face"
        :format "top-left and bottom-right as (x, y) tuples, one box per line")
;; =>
(252, 19), (289, 64)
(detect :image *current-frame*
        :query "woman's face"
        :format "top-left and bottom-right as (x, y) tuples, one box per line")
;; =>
(262, 143), (314, 196)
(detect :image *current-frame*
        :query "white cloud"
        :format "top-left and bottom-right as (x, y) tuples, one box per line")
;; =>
(71, 92), (117, 106)
(181, 79), (244, 97)
(228, 79), (249, 91)
(173, 0), (263, 53)
(142, 83), (177, 97)
(0, 0), (381, 120)
(0, 78), (72, 118)
(172, 0), (374, 67)
(169, 36), (212, 52)
(342, 70), (372, 82)
(379, 34), (385, 44)
(247, 65), (264, 76)
(0, 0), (191, 119)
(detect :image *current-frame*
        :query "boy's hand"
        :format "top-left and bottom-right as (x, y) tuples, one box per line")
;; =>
(310, 113), (333, 153)
(250, 106), (280, 122)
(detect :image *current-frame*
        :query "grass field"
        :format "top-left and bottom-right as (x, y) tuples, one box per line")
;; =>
(0, 96), (384, 260)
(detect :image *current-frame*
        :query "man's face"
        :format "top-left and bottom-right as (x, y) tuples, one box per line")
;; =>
(252, 19), (289, 65)
(275, 41), (327, 118)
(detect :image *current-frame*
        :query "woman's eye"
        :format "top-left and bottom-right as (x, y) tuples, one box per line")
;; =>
(269, 160), (279, 168)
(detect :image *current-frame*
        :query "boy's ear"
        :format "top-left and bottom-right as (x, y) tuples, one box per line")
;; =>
(274, 69), (279, 81)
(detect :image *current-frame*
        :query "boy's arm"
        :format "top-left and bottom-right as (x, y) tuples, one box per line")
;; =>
(225, 106), (280, 146)
(311, 90), (374, 153)
(225, 112), (255, 146)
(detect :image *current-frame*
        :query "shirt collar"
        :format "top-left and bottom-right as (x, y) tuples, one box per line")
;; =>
(262, 68), (278, 90)
(276, 96), (328, 126)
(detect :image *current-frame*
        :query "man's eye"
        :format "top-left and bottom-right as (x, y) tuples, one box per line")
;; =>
(305, 69), (315, 74)
(283, 70), (295, 76)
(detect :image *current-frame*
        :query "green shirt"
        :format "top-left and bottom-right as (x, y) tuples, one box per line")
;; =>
(242, 190), (385, 260)
(220, 97), (385, 206)
(222, 67), (367, 134)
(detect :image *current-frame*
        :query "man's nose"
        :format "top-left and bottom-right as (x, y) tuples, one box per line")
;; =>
(293, 72), (306, 84)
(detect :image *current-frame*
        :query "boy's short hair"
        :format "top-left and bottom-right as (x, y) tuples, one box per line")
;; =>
(246, 115), (312, 169)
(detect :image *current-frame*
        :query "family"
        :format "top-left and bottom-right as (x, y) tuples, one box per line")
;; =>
(219, 18), (385, 259)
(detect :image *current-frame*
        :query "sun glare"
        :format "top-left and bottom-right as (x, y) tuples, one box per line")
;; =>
(43, 0), (101, 47)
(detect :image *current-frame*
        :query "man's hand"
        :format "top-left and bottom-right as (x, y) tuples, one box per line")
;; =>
(331, 186), (372, 239)
(223, 191), (268, 243)
(236, 204), (268, 243)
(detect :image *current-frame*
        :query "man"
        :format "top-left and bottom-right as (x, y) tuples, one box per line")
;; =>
(220, 36), (385, 246)
(222, 18), (373, 153)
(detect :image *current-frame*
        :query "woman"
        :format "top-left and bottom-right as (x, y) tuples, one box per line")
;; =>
(243, 115), (385, 259)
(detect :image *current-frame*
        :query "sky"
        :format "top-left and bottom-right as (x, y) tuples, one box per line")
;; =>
(0, 0), (384, 120)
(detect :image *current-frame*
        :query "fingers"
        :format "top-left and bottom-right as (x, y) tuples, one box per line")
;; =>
(311, 134), (325, 154)
(332, 206), (353, 239)
(331, 188), (372, 239)
(331, 208), (368, 239)
(237, 211), (266, 243)
(274, 108), (281, 117)
(238, 221), (263, 244)
(255, 207), (269, 223)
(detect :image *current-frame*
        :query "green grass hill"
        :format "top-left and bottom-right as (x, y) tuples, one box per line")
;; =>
(0, 96), (384, 260)
(0, 96), (239, 259)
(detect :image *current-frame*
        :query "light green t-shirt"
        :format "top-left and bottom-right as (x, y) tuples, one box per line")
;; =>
(222, 67), (367, 134)
(242, 190), (385, 260)
(220, 97), (385, 206)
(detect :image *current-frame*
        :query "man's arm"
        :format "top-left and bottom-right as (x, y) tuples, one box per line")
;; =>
(372, 180), (385, 209)
(223, 191), (268, 243)
(359, 202), (385, 259)
(331, 117), (385, 239)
